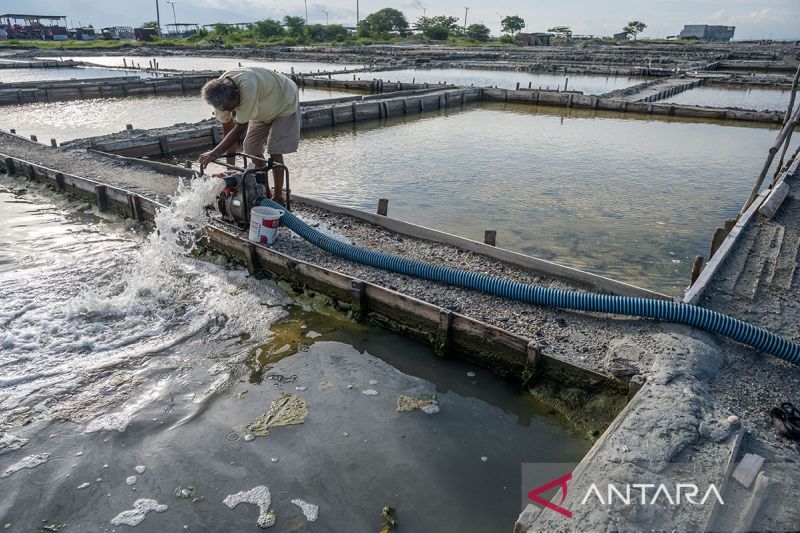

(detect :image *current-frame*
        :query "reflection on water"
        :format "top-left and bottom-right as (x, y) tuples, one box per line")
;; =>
(47, 55), (366, 73)
(662, 85), (791, 111)
(0, 87), (357, 142)
(0, 66), (151, 84)
(0, 176), (588, 532)
(333, 67), (644, 94)
(278, 102), (796, 294)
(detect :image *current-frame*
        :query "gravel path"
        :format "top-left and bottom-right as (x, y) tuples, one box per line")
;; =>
(0, 131), (180, 202)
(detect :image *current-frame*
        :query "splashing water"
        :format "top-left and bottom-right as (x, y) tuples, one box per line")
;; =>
(0, 175), (288, 429)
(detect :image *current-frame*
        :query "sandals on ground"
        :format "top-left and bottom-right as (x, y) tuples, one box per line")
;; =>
(771, 402), (800, 440)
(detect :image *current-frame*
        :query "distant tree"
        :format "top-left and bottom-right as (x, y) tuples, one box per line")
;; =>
(308, 23), (349, 42)
(622, 20), (647, 39)
(358, 8), (409, 38)
(500, 15), (525, 37)
(283, 15), (306, 37)
(416, 15), (460, 40)
(253, 19), (285, 39)
(141, 21), (159, 28)
(213, 23), (234, 35)
(547, 25), (572, 40)
(465, 23), (491, 42)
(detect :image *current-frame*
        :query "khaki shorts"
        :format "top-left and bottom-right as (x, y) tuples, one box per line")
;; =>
(242, 110), (301, 158)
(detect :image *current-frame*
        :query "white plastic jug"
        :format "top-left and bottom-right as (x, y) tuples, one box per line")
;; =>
(249, 206), (284, 245)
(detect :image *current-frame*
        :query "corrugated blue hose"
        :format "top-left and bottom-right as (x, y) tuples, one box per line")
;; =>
(260, 199), (800, 366)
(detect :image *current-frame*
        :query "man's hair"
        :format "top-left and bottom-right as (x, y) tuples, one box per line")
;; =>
(201, 77), (237, 109)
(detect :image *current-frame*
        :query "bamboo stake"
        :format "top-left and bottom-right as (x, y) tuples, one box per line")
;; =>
(740, 104), (800, 215)
(772, 63), (800, 182)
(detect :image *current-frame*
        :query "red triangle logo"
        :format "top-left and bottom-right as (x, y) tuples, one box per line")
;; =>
(528, 472), (573, 518)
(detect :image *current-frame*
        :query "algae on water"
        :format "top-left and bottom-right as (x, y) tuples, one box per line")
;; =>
(243, 393), (308, 437)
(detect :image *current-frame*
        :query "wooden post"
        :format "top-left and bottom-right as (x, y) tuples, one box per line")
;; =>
(55, 172), (65, 191)
(127, 193), (143, 221)
(521, 340), (543, 390)
(515, 82), (520, 90)
(564, 77), (569, 91)
(158, 137), (171, 156)
(9, 129), (15, 134)
(4, 157), (16, 175)
(710, 227), (728, 258)
(30, 135), (38, 142)
(244, 242), (262, 278)
(126, 124), (133, 130)
(350, 280), (367, 320)
(50, 138), (57, 147)
(434, 309), (453, 357)
(690, 256), (704, 285)
(95, 184), (109, 212)
(484, 229), (497, 246)
(377, 198), (388, 216)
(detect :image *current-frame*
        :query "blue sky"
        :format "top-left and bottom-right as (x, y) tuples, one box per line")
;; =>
(3, 0), (798, 39)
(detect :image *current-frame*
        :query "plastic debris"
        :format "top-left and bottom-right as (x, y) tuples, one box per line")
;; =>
(126, 476), (137, 486)
(135, 465), (146, 474)
(243, 393), (308, 438)
(380, 505), (397, 532)
(76, 482), (91, 490)
(362, 389), (379, 396)
(318, 380), (333, 391)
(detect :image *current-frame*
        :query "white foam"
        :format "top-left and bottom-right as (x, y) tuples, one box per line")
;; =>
(291, 498), (319, 522)
(0, 453), (50, 478)
(76, 482), (91, 490)
(223, 486), (274, 528)
(85, 413), (131, 433)
(134, 465), (146, 474)
(110, 498), (168, 526)
(361, 389), (379, 396)
(0, 433), (28, 452)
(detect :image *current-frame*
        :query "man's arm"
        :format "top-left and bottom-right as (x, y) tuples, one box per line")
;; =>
(199, 121), (248, 167)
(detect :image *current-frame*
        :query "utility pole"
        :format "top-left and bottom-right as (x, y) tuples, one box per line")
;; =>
(155, 0), (161, 35)
(304, 0), (308, 22)
(322, 9), (329, 25)
(463, 6), (469, 31)
(166, 0), (177, 26)
(356, 0), (360, 25)
(416, 1), (426, 17)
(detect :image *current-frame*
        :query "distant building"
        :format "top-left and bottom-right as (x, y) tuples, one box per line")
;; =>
(0, 14), (68, 40)
(517, 33), (550, 46)
(613, 31), (630, 40)
(678, 24), (735, 42)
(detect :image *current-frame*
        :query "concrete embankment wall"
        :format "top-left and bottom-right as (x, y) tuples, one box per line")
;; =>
(0, 73), (219, 106)
(0, 59), (83, 69)
(85, 87), (482, 157)
(639, 78), (705, 103)
(480, 87), (785, 123)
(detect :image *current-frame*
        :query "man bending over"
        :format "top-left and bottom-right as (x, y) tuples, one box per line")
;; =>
(199, 67), (300, 205)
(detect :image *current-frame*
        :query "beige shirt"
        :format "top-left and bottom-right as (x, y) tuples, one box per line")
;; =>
(213, 67), (299, 125)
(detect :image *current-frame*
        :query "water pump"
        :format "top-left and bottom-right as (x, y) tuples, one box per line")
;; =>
(204, 154), (290, 230)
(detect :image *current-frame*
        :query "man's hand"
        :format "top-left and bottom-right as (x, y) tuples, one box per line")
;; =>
(199, 150), (220, 167)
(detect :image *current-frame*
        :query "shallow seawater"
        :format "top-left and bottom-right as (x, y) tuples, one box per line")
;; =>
(0, 175), (588, 531)
(332, 67), (644, 94)
(0, 66), (152, 83)
(661, 85), (791, 111)
(0, 87), (360, 143)
(46, 55), (366, 74)
(261, 101), (794, 294)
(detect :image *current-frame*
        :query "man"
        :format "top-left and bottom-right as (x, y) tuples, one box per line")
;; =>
(199, 67), (300, 205)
